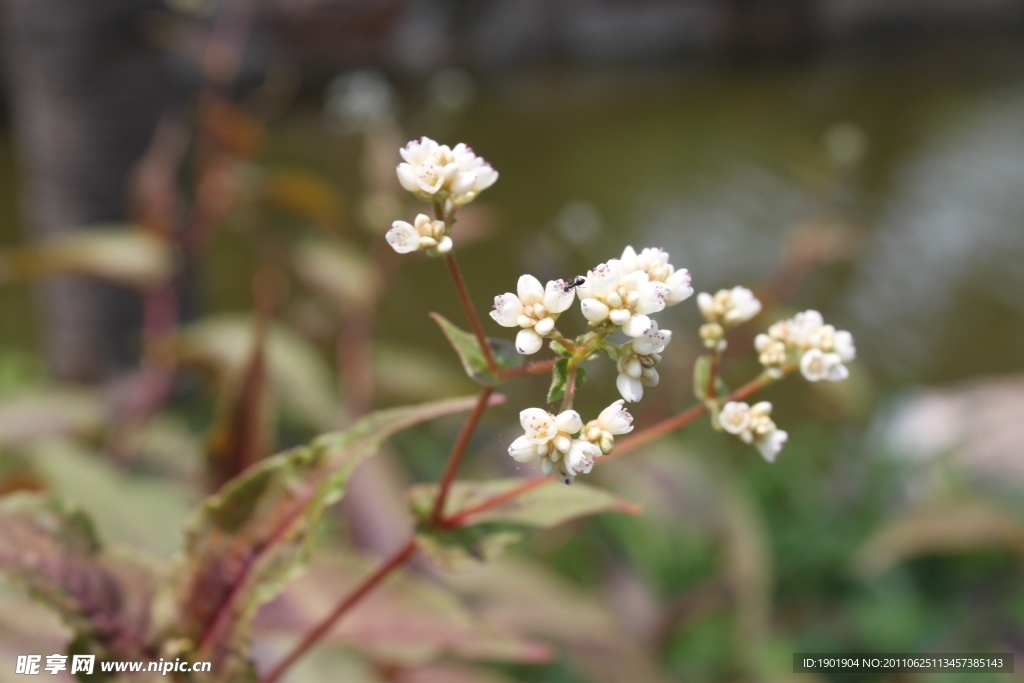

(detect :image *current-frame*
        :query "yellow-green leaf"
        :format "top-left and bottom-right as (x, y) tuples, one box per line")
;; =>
(430, 313), (521, 386)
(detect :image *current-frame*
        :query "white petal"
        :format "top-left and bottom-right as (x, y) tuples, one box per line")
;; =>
(517, 274), (545, 305)
(489, 293), (524, 327)
(516, 328), (544, 355)
(580, 298), (610, 323)
(641, 367), (659, 386)
(554, 410), (582, 435)
(533, 316), (555, 336)
(665, 269), (694, 304)
(800, 348), (827, 382)
(598, 400), (634, 434)
(620, 245), (638, 271)
(396, 164), (419, 192)
(586, 260), (621, 297)
(452, 171), (477, 195)
(416, 161), (444, 194)
(827, 358), (849, 382)
(543, 279), (575, 313)
(616, 373), (643, 403)
(756, 429), (788, 463)
(621, 313), (652, 338)
(509, 435), (540, 462)
(520, 408), (556, 444)
(434, 236), (453, 254)
(540, 458), (555, 477)
(566, 440), (599, 475)
(719, 402), (751, 435)
(385, 221), (421, 254)
(475, 165), (498, 190)
(833, 330), (856, 361)
(609, 308), (632, 326)
(634, 282), (669, 315)
(623, 357), (642, 378)
(697, 292), (715, 319)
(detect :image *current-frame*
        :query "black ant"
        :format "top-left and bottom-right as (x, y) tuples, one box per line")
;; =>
(562, 275), (586, 293)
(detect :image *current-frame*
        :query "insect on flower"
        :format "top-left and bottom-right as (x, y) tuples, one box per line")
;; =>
(562, 275), (586, 293)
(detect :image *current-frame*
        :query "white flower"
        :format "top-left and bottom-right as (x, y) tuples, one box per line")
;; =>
(620, 246), (694, 305)
(718, 401), (787, 463)
(396, 137), (497, 205)
(385, 214), (451, 255)
(630, 320), (672, 355)
(490, 275), (575, 354)
(577, 259), (668, 337)
(756, 310), (855, 382)
(614, 321), (670, 403)
(756, 428), (788, 463)
(509, 407), (605, 484)
(582, 399), (634, 454)
(799, 348), (849, 382)
(696, 286), (762, 327)
(508, 407), (582, 463)
(719, 401), (751, 435)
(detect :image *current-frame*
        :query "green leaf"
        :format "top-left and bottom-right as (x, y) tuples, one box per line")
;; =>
(430, 313), (521, 385)
(0, 494), (158, 662)
(547, 359), (587, 405)
(0, 228), (172, 290)
(0, 387), (106, 448)
(169, 394), (498, 681)
(693, 355), (728, 402)
(409, 479), (640, 570)
(548, 339), (573, 358)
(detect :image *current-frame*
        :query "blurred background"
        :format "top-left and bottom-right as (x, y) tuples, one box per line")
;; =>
(1, 1), (1024, 681)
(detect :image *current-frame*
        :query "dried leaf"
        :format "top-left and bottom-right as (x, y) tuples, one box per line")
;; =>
(853, 498), (1024, 578)
(169, 395), (500, 681)
(255, 553), (551, 666)
(172, 316), (338, 430)
(409, 479), (640, 570)
(430, 313), (521, 386)
(0, 494), (158, 660)
(0, 228), (172, 290)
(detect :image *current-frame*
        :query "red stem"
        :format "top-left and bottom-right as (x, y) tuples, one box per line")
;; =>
(258, 539), (416, 683)
(445, 253), (500, 377)
(440, 372), (780, 523)
(430, 386), (495, 524)
(498, 358), (557, 381)
(441, 476), (554, 528)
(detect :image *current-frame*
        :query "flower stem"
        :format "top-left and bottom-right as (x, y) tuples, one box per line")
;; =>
(445, 253), (500, 377)
(706, 350), (720, 402)
(560, 360), (579, 412)
(441, 476), (554, 528)
(259, 539), (416, 683)
(498, 358), (557, 381)
(438, 368), (790, 522)
(430, 386), (495, 524)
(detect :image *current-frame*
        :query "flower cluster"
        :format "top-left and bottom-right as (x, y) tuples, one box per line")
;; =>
(697, 286), (762, 351)
(386, 214), (451, 255)
(509, 401), (633, 484)
(490, 275), (575, 354)
(397, 137), (498, 207)
(718, 401), (788, 462)
(755, 309), (855, 381)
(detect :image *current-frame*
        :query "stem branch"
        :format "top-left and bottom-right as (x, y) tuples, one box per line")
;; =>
(445, 253), (500, 377)
(259, 539), (416, 683)
(430, 386), (495, 524)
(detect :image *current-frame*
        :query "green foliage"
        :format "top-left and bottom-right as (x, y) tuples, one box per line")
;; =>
(431, 313), (521, 385)
(167, 395), (488, 681)
(408, 479), (639, 570)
